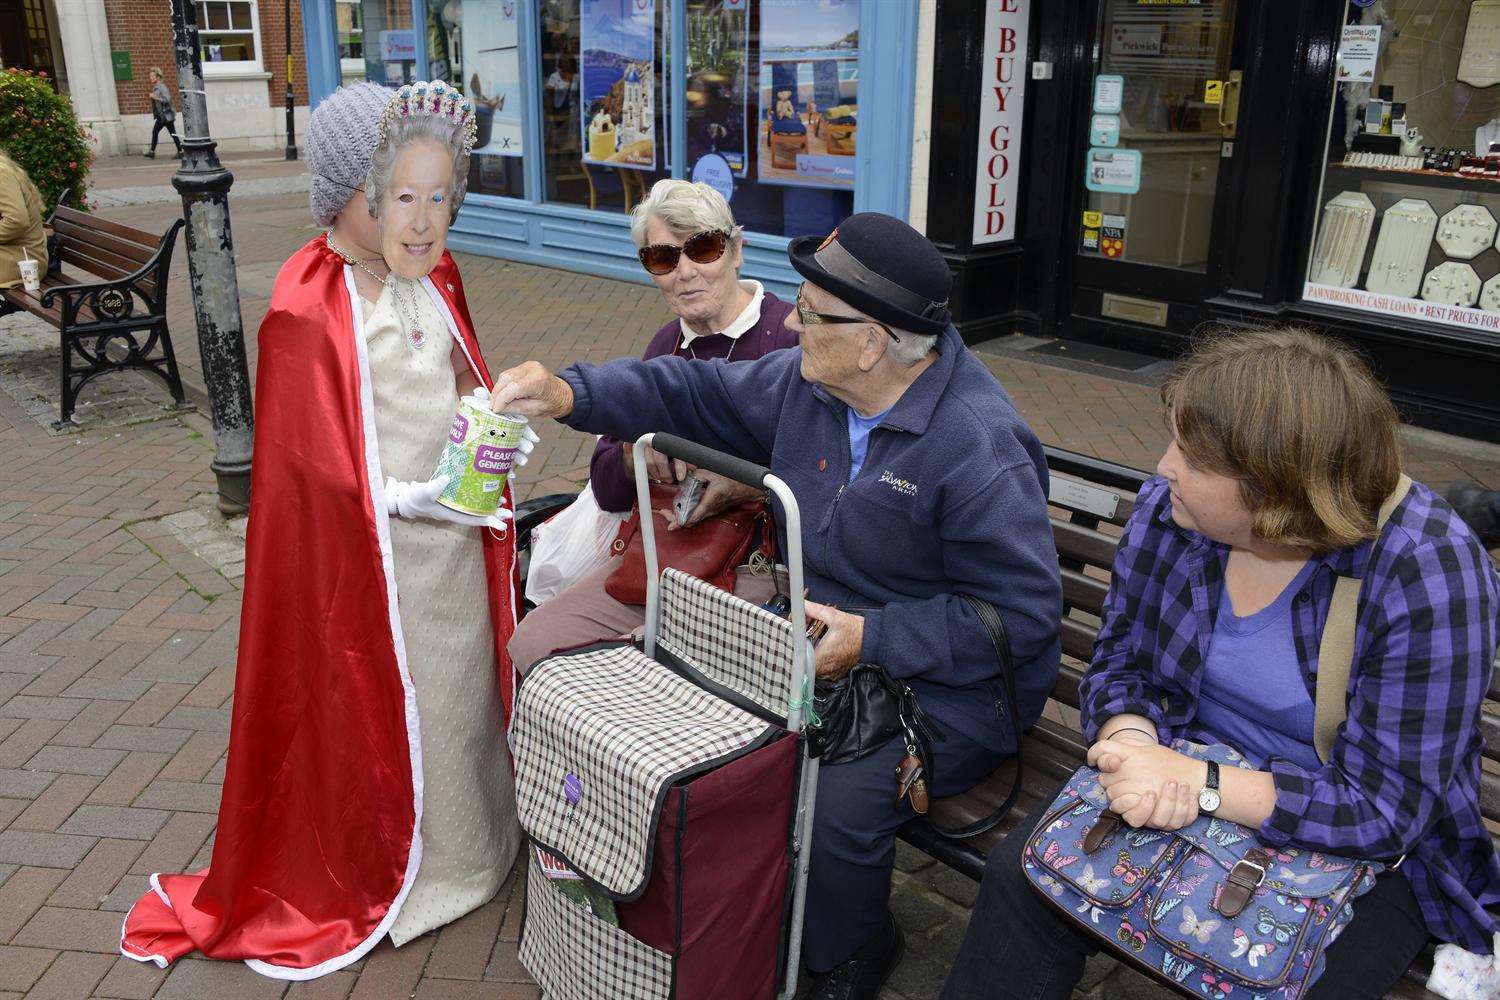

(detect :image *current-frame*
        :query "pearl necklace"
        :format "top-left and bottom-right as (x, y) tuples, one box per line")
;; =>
(327, 234), (428, 351)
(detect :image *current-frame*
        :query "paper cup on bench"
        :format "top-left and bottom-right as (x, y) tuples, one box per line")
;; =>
(17, 255), (39, 294)
(431, 395), (529, 517)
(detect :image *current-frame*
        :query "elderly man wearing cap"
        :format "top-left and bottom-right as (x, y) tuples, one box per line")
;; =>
(492, 213), (1061, 998)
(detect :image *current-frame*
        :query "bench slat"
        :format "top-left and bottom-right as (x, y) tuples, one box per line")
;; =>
(1061, 567), (1109, 616)
(1051, 518), (1120, 572)
(51, 216), (158, 267)
(58, 242), (157, 296)
(52, 205), (169, 251)
(1052, 663), (1084, 712)
(1060, 617), (1096, 670)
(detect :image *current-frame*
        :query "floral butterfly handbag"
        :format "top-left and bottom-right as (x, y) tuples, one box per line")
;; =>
(1022, 742), (1383, 1000)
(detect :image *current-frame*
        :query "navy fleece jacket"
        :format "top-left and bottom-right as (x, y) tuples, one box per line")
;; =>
(558, 325), (1062, 750)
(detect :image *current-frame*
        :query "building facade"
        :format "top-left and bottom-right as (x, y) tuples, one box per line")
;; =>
(1, 0), (310, 156)
(935, 0), (1500, 442)
(299, 0), (927, 298)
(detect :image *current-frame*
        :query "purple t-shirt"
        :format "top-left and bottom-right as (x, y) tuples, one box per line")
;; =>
(1194, 559), (1322, 771)
(588, 290), (798, 512)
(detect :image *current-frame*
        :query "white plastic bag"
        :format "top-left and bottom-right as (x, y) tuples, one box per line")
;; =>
(524, 484), (627, 606)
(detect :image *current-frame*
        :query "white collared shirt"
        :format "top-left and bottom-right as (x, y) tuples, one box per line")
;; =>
(678, 280), (765, 348)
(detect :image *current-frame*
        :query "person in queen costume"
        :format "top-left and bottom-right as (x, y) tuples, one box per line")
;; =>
(120, 81), (534, 979)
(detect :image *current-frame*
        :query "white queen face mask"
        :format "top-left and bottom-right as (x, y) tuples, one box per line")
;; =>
(379, 137), (455, 281)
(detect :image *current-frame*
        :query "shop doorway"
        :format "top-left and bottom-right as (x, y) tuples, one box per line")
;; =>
(1061, 0), (1252, 348)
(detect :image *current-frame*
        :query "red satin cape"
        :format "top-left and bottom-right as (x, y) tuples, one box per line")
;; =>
(120, 236), (519, 979)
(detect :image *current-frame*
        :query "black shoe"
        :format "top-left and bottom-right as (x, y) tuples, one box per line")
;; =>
(807, 915), (905, 1000)
(1445, 480), (1500, 548)
(142, 150), (156, 159)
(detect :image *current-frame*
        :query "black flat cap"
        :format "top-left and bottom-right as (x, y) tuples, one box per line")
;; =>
(788, 212), (953, 336)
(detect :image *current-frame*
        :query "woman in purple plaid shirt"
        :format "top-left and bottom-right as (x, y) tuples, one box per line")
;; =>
(944, 329), (1500, 999)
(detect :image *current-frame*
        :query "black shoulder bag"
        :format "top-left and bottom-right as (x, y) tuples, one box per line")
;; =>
(805, 594), (1024, 840)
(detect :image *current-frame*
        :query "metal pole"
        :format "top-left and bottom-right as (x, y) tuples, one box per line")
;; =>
(284, 0), (298, 160)
(170, 0), (254, 514)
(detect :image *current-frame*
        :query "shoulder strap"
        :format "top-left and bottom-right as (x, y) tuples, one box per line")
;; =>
(931, 595), (1023, 840)
(1313, 474), (1412, 765)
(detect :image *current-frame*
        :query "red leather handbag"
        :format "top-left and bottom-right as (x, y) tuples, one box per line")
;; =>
(603, 483), (767, 606)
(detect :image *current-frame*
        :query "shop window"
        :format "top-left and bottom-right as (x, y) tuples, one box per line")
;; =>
(710, 0), (858, 238)
(1303, 1), (1500, 335)
(540, 0), (670, 213)
(1077, 0), (1236, 271)
(336, 0), (365, 82)
(348, 0), (416, 88)
(197, 0), (261, 70)
(439, 0), (528, 199)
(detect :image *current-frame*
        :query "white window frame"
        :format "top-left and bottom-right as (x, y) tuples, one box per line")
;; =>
(197, 0), (264, 75)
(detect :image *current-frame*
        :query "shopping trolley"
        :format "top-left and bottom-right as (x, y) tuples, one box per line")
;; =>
(511, 432), (820, 1000)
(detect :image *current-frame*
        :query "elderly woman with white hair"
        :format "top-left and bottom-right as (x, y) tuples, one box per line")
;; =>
(121, 82), (525, 979)
(507, 177), (797, 675)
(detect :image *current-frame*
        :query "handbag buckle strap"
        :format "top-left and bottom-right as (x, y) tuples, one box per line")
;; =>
(1216, 847), (1269, 919)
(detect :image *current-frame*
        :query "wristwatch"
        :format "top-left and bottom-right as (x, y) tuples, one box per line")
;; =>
(1198, 760), (1222, 814)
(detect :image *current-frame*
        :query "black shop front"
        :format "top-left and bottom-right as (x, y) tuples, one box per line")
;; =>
(933, 0), (1500, 442)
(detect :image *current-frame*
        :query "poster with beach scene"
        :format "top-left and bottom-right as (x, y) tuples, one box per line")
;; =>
(462, 0), (524, 157)
(756, 0), (859, 189)
(580, 0), (657, 170)
(687, 0), (750, 177)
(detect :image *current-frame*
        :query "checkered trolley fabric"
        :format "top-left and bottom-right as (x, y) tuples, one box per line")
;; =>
(512, 643), (774, 898)
(656, 567), (798, 720)
(519, 857), (674, 1000)
(513, 635), (803, 998)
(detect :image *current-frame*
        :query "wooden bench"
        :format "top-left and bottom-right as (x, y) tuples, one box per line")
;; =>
(899, 446), (1500, 998)
(513, 446), (1500, 997)
(0, 188), (187, 428)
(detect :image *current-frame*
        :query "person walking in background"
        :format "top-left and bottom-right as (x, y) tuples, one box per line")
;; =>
(144, 67), (182, 159)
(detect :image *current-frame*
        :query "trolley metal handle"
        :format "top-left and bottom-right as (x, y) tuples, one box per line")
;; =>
(634, 432), (812, 731)
(652, 432), (772, 489)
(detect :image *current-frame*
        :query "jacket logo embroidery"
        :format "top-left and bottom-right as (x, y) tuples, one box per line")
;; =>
(879, 470), (917, 497)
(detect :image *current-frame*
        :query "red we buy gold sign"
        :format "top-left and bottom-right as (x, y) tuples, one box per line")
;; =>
(973, 0), (1029, 246)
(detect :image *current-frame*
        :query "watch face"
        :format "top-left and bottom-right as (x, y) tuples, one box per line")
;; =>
(1199, 788), (1222, 813)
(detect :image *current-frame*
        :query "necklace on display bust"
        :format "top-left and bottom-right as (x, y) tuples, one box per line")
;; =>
(326, 234), (428, 351)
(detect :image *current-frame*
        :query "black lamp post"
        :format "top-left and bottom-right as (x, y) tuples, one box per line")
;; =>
(284, 0), (298, 160)
(170, 0), (254, 513)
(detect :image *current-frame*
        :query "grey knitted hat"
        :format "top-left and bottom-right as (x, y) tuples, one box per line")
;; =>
(306, 82), (393, 227)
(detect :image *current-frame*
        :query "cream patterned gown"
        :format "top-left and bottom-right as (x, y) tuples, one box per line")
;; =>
(359, 279), (520, 946)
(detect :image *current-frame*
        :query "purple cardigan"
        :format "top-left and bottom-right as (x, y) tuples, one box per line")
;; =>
(588, 291), (798, 512)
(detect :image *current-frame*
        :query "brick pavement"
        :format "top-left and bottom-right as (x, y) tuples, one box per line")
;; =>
(1, 185), (1498, 999)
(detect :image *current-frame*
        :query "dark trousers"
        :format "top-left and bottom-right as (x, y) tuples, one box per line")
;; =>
(150, 116), (181, 153)
(803, 727), (1006, 972)
(940, 790), (1430, 1000)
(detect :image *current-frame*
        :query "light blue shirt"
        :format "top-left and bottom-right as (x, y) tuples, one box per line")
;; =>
(1194, 559), (1323, 772)
(846, 405), (890, 482)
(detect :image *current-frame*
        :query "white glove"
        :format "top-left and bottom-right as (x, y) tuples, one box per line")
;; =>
(385, 475), (514, 530)
(470, 386), (541, 468)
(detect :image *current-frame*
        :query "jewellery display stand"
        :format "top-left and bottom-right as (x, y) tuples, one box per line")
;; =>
(1459, 0), (1500, 89)
(1480, 273), (1500, 312)
(1436, 204), (1498, 260)
(1308, 191), (1376, 288)
(1421, 261), (1483, 307)
(1365, 199), (1437, 298)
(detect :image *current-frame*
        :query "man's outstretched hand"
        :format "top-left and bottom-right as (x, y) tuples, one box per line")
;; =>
(489, 361), (576, 420)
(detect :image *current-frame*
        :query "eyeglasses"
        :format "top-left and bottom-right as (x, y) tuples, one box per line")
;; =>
(637, 230), (730, 275)
(794, 286), (901, 342)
